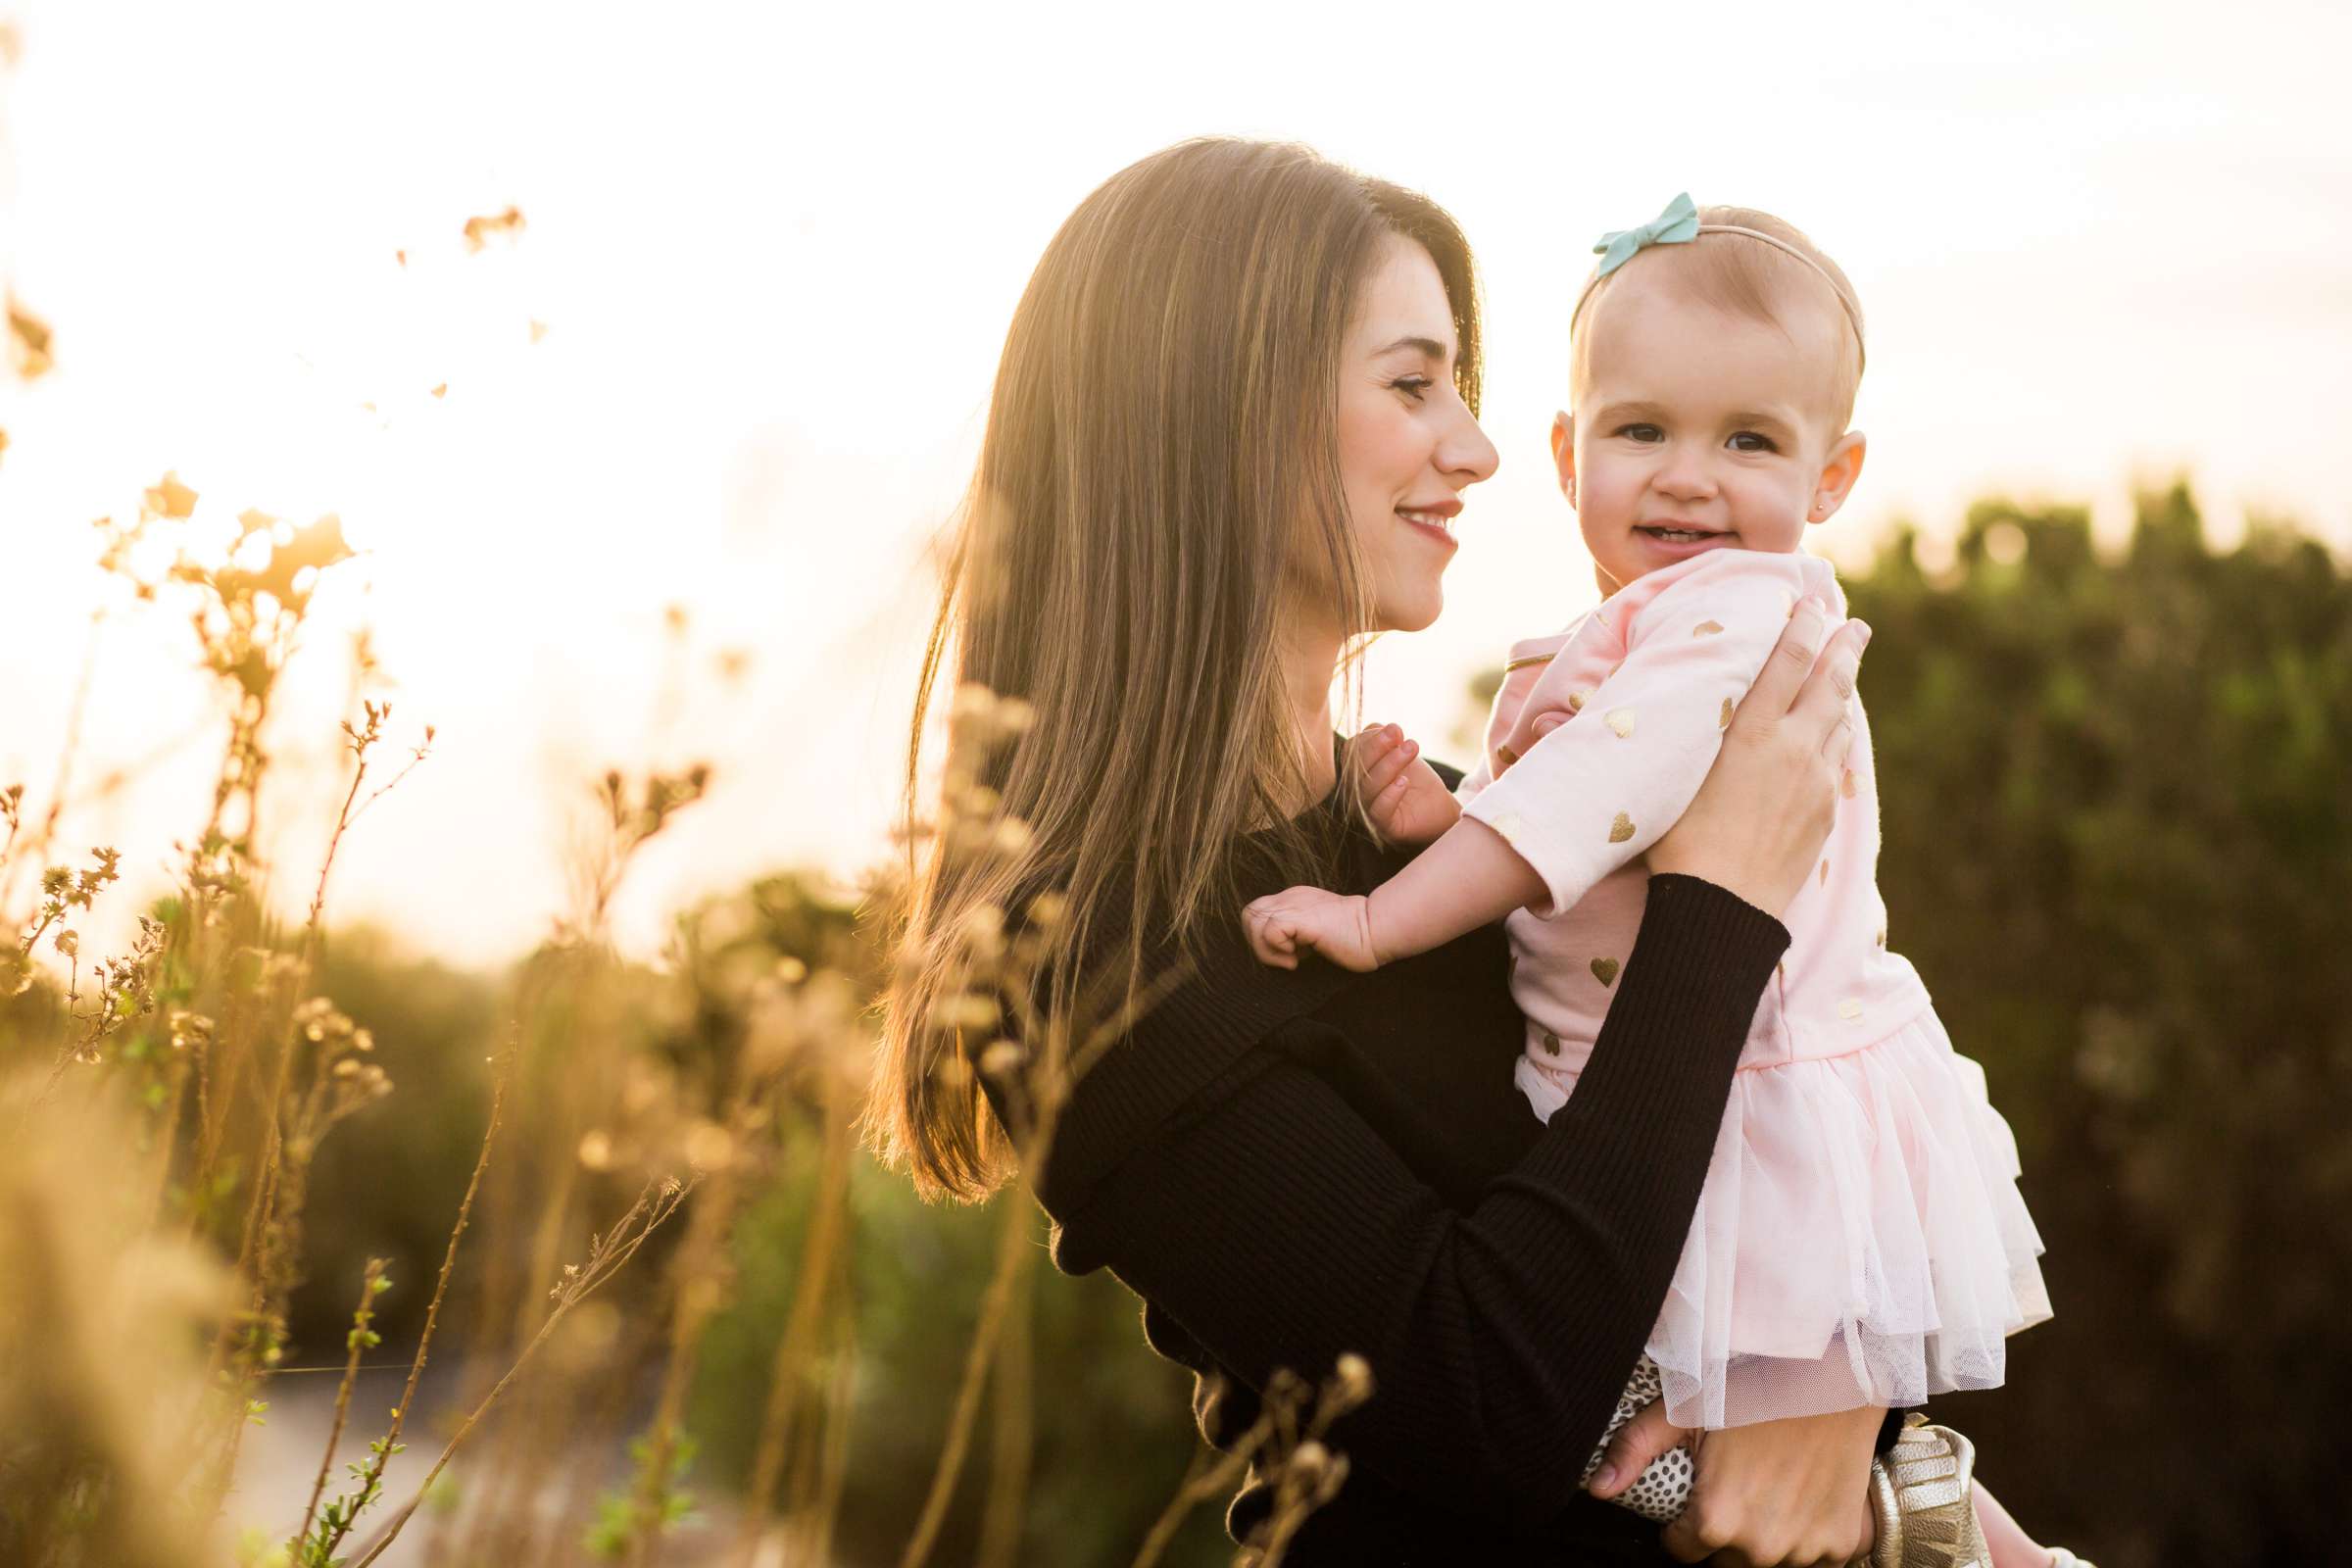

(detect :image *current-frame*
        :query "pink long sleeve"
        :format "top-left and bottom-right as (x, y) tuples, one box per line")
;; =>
(1460, 550), (1838, 918)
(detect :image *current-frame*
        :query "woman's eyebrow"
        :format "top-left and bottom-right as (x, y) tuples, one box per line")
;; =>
(1374, 334), (1451, 361)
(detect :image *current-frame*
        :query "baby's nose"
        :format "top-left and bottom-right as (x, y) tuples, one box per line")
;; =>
(1652, 454), (1718, 498)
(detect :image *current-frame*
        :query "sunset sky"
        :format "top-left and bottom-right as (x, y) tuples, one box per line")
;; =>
(3, 0), (2347, 969)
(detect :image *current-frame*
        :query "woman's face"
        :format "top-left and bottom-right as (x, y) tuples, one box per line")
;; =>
(1333, 235), (1499, 633)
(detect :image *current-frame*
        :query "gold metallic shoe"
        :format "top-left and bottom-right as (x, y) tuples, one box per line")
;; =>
(1850, 1413), (1992, 1568)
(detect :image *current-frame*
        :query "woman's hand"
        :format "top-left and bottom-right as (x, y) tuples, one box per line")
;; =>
(1591, 1397), (1879, 1566)
(1645, 601), (1872, 918)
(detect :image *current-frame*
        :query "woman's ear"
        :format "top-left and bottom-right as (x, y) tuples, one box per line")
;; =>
(1551, 411), (1578, 510)
(1807, 430), (1868, 524)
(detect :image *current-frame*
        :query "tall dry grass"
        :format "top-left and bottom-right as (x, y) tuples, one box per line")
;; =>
(1, 23), (1370, 1536)
(1, 336), (1370, 1568)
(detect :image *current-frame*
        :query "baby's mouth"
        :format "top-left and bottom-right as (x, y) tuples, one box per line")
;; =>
(1637, 525), (1731, 545)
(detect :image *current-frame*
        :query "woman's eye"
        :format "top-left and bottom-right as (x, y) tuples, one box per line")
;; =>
(1392, 376), (1434, 402)
(1729, 431), (1779, 454)
(1615, 423), (1662, 443)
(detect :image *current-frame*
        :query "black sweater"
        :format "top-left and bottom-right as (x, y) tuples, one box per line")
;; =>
(1009, 768), (1803, 1563)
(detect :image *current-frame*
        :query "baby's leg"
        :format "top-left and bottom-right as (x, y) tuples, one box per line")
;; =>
(1578, 1354), (1696, 1523)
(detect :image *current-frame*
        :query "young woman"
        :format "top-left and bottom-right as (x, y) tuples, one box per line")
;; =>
(871, 137), (1885, 1566)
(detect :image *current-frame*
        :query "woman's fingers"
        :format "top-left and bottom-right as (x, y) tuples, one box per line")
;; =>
(1791, 619), (1870, 764)
(1727, 599), (1830, 739)
(1645, 601), (1872, 917)
(1587, 1398), (1691, 1501)
(1658, 1406), (1879, 1568)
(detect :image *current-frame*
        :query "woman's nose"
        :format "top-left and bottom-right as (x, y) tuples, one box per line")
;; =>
(1439, 406), (1501, 486)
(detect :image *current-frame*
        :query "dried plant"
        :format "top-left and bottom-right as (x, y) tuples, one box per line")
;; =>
(0, 213), (1373, 1568)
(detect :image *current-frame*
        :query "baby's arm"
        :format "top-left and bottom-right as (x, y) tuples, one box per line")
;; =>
(1245, 817), (1547, 971)
(1246, 555), (1833, 974)
(1459, 553), (1833, 920)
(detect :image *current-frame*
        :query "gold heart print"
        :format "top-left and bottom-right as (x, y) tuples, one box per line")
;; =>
(1608, 812), (1635, 843)
(1590, 956), (1620, 987)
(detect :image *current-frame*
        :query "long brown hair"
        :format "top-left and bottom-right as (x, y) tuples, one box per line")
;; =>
(868, 137), (1483, 1201)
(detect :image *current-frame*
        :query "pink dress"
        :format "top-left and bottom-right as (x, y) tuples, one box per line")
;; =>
(1455, 548), (2050, 1429)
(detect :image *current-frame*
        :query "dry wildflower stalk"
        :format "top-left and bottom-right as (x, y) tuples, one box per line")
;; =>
(887, 684), (1375, 1567)
(345, 1173), (699, 1568)
(895, 685), (1200, 1568)
(295, 1050), (509, 1566)
(1130, 1355), (1375, 1568)
(728, 1075), (858, 1568)
(461, 204), (526, 253)
(0, 469), (438, 1542)
(605, 889), (871, 1565)
(6, 288), (52, 379)
(563, 763), (713, 944)
(422, 771), (713, 1564)
(291, 1255), (392, 1554)
(310, 697), (435, 958)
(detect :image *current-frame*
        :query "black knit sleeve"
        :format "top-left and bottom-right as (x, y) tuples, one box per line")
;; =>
(1051, 875), (1786, 1531)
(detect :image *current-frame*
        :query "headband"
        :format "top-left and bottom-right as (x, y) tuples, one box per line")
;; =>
(1573, 191), (1866, 366)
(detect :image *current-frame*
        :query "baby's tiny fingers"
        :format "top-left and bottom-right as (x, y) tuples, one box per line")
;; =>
(1376, 753), (1422, 807)
(1362, 739), (1416, 797)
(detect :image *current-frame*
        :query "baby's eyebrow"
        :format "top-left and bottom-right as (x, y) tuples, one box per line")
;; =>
(1591, 399), (1670, 423)
(1725, 408), (1800, 432)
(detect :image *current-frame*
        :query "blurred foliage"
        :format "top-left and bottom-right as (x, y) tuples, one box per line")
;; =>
(277, 872), (1229, 1568)
(1834, 484), (2351, 1565)
(176, 483), (2348, 1567)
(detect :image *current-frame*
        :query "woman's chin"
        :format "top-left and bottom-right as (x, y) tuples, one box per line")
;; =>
(1376, 591), (1444, 634)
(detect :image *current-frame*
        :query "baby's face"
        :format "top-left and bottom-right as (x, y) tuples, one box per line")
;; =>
(1563, 272), (1860, 594)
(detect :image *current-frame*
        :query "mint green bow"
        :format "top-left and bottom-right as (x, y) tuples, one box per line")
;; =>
(1593, 192), (1699, 276)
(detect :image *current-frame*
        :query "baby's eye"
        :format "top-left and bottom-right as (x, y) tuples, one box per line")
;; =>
(1728, 431), (1779, 454)
(1614, 423), (1663, 443)
(1391, 376), (1434, 402)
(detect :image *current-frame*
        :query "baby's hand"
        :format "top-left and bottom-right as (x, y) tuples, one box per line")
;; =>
(1244, 886), (1380, 972)
(1348, 723), (1462, 847)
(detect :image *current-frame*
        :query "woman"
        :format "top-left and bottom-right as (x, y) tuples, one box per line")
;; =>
(871, 137), (1884, 1565)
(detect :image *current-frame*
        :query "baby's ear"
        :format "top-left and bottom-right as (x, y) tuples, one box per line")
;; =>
(1551, 411), (1578, 507)
(1807, 430), (1868, 524)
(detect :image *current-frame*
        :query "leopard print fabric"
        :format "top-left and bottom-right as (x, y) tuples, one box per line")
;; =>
(1577, 1354), (1695, 1523)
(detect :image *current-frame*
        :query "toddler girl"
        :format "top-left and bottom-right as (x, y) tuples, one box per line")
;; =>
(1245, 196), (2052, 1538)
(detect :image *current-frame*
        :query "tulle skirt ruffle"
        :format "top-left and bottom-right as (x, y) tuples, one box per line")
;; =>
(1518, 1007), (2051, 1429)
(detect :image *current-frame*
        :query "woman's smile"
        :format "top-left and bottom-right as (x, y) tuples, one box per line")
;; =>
(1398, 499), (1462, 553)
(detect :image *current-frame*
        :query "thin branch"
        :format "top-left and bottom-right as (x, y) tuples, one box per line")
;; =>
(310, 1049), (510, 1563)
(292, 1258), (389, 1551)
(345, 1177), (697, 1568)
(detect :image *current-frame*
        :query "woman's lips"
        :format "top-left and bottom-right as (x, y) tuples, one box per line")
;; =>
(1398, 506), (1459, 553)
